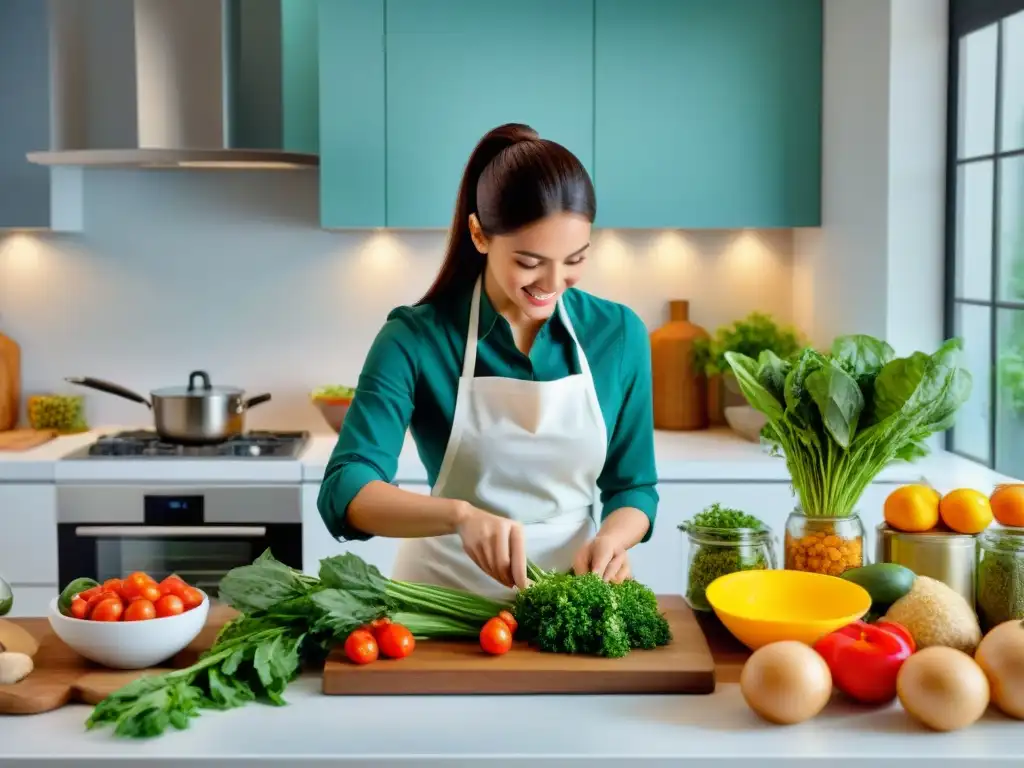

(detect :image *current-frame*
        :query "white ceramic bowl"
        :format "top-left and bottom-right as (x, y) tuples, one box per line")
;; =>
(47, 591), (210, 669)
(724, 405), (768, 442)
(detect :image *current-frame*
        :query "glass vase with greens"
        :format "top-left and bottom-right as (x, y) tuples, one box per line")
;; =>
(724, 335), (973, 576)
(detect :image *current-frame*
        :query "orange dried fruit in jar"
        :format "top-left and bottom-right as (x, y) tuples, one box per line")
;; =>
(990, 484), (1024, 528)
(884, 484), (941, 532)
(939, 488), (993, 534)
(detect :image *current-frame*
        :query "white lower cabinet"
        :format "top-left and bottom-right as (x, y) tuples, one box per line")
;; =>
(301, 482), (429, 577)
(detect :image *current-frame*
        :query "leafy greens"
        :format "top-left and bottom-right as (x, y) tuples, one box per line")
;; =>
(725, 334), (973, 518)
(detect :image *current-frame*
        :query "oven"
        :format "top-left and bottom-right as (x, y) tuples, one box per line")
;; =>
(57, 485), (302, 600)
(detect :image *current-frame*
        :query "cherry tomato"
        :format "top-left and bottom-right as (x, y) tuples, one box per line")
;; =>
(154, 594), (184, 618)
(121, 573), (156, 600)
(102, 578), (124, 596)
(78, 586), (102, 602)
(90, 597), (124, 622)
(377, 623), (415, 659)
(70, 597), (89, 619)
(86, 590), (121, 616)
(180, 586), (204, 611)
(370, 617), (391, 638)
(159, 576), (189, 598)
(480, 617), (512, 655)
(344, 629), (379, 665)
(124, 599), (156, 621)
(497, 610), (518, 635)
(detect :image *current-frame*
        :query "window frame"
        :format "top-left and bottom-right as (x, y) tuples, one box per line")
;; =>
(944, 0), (1024, 467)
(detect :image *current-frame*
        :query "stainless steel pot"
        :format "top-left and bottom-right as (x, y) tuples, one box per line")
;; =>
(66, 370), (272, 445)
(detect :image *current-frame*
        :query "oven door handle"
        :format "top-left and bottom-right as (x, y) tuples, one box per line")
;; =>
(73, 526), (268, 538)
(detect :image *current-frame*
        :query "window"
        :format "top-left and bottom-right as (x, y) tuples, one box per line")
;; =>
(946, 0), (1024, 477)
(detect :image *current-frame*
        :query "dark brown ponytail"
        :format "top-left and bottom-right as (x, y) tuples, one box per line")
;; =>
(417, 122), (596, 306)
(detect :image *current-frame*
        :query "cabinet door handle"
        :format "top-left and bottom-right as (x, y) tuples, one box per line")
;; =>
(74, 526), (267, 538)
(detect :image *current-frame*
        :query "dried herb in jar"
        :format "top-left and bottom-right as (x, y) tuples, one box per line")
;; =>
(977, 531), (1024, 632)
(681, 504), (775, 612)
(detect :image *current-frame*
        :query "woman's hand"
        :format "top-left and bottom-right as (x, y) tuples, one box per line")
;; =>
(573, 535), (632, 583)
(454, 504), (529, 590)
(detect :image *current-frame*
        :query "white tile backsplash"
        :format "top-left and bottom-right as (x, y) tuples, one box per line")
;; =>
(0, 168), (797, 433)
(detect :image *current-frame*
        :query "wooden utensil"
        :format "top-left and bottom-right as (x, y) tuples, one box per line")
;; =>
(323, 595), (717, 696)
(0, 429), (57, 452)
(0, 331), (20, 431)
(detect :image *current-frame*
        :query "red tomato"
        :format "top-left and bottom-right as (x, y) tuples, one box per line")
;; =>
(873, 620), (916, 654)
(70, 597), (89, 619)
(121, 573), (158, 601)
(102, 578), (123, 596)
(179, 586), (204, 611)
(154, 594), (184, 618)
(377, 623), (415, 659)
(78, 586), (102, 603)
(813, 620), (914, 704)
(479, 617), (512, 655)
(497, 610), (518, 635)
(90, 597), (124, 622)
(86, 590), (121, 616)
(369, 617), (391, 638)
(344, 630), (379, 665)
(123, 599), (156, 621)
(158, 575), (189, 598)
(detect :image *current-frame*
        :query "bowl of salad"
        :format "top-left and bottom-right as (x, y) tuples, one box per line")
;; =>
(311, 385), (356, 433)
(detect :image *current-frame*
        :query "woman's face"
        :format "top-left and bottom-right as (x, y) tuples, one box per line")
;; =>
(470, 211), (592, 323)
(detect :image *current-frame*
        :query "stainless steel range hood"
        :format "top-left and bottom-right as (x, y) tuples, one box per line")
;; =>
(28, 0), (318, 170)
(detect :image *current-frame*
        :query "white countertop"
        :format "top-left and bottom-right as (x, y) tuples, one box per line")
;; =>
(0, 425), (1019, 490)
(0, 675), (1020, 765)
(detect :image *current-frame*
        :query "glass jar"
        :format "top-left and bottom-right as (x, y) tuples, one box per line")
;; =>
(784, 509), (866, 576)
(27, 394), (88, 433)
(976, 527), (1024, 633)
(680, 521), (778, 612)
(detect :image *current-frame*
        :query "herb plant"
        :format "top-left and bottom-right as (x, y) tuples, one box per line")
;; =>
(725, 335), (973, 519)
(512, 562), (672, 658)
(86, 550), (511, 739)
(693, 312), (803, 377)
(680, 503), (774, 612)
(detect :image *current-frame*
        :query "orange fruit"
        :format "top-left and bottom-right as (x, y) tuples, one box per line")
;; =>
(884, 484), (941, 532)
(939, 488), (993, 534)
(990, 484), (1024, 528)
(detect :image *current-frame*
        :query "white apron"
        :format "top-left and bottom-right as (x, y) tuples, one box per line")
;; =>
(390, 276), (608, 600)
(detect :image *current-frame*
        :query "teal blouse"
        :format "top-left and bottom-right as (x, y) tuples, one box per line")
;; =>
(317, 284), (659, 542)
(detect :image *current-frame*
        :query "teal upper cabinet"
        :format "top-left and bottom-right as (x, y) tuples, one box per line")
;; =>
(319, 0), (387, 228)
(384, 0), (594, 229)
(594, 0), (823, 229)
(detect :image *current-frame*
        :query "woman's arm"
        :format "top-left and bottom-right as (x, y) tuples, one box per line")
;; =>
(596, 306), (659, 543)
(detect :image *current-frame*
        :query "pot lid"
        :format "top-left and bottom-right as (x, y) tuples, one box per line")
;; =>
(151, 371), (244, 398)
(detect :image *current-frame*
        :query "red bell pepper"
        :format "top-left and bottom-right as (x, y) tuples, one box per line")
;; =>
(813, 620), (914, 704)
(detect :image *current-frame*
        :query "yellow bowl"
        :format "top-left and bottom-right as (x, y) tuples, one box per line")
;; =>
(705, 569), (872, 650)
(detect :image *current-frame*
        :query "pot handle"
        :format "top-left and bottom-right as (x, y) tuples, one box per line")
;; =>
(65, 377), (152, 409)
(188, 370), (212, 392)
(244, 393), (272, 409)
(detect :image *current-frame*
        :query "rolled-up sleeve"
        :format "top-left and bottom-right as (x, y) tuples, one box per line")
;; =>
(597, 307), (659, 542)
(317, 309), (419, 541)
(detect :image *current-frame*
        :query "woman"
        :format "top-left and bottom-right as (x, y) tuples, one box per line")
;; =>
(317, 122), (658, 600)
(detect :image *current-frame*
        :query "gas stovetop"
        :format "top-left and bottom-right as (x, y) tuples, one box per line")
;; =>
(64, 430), (311, 460)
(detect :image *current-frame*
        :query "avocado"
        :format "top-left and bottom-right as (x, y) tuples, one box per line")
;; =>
(841, 563), (916, 611)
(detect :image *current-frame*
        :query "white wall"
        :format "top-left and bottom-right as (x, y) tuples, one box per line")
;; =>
(794, 0), (948, 357)
(0, 168), (797, 432)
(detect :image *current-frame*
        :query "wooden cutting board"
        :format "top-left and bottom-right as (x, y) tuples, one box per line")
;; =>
(0, 429), (57, 452)
(0, 605), (237, 715)
(0, 332), (20, 431)
(323, 595), (718, 696)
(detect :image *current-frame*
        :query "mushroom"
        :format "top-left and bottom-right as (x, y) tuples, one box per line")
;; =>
(0, 652), (33, 685)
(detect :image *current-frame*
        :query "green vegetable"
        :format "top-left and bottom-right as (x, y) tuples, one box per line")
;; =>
(840, 563), (916, 614)
(680, 503), (774, 613)
(311, 385), (356, 400)
(977, 536), (1024, 632)
(0, 577), (11, 617)
(86, 550), (510, 738)
(693, 312), (803, 377)
(512, 562), (672, 658)
(725, 335), (973, 518)
(58, 577), (99, 615)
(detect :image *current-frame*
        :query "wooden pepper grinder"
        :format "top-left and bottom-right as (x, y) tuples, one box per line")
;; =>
(0, 324), (20, 431)
(650, 300), (709, 431)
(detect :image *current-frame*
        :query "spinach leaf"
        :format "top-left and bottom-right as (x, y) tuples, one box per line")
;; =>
(832, 335), (895, 379)
(804, 362), (865, 449)
(756, 349), (791, 405)
(217, 551), (315, 614)
(724, 351), (785, 420)
(318, 552), (390, 604)
(784, 348), (826, 431)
